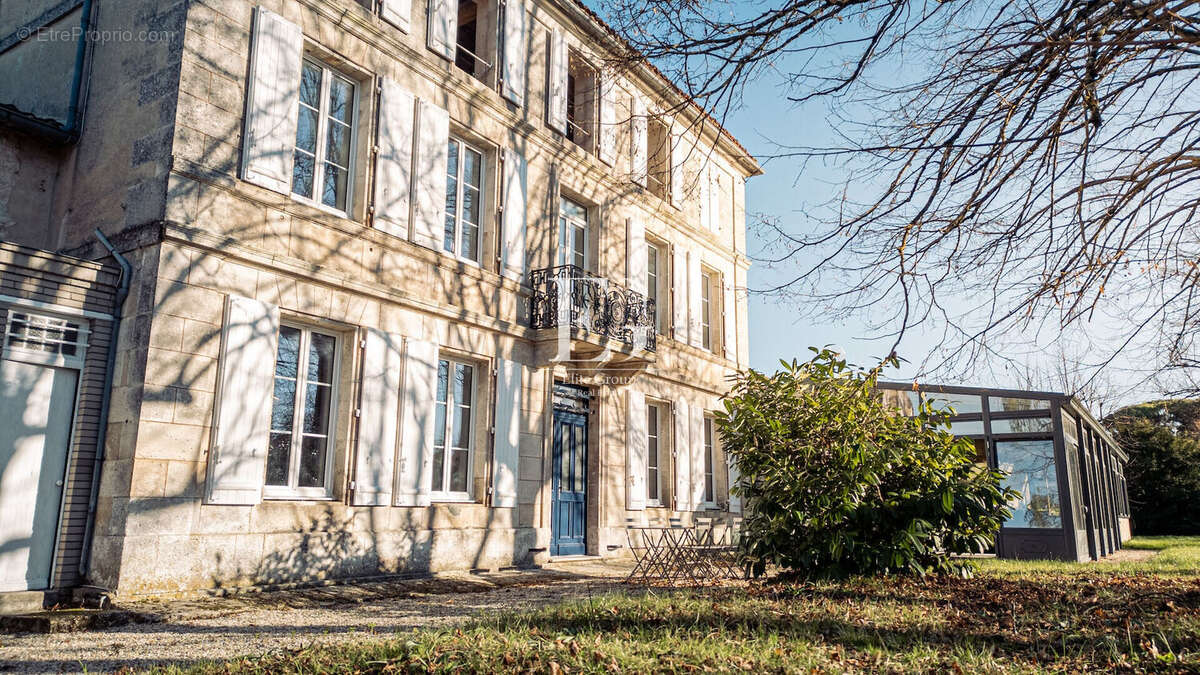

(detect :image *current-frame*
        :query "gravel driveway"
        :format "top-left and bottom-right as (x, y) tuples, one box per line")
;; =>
(0, 561), (634, 674)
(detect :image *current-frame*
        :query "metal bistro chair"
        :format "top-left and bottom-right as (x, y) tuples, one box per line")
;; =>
(625, 519), (674, 584)
(692, 516), (745, 580)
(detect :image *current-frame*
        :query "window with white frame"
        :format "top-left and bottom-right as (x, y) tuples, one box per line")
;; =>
(558, 197), (588, 269)
(647, 242), (666, 334)
(647, 402), (663, 505)
(703, 415), (715, 505)
(3, 310), (87, 366)
(700, 269), (714, 351)
(445, 137), (485, 263)
(292, 58), (356, 214)
(266, 325), (338, 498)
(433, 357), (477, 500)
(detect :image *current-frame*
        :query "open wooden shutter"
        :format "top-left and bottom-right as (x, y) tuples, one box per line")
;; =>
(626, 217), (646, 294)
(492, 358), (523, 508)
(672, 245), (688, 342)
(396, 339), (438, 506)
(673, 399), (691, 511)
(670, 127), (687, 206)
(501, 149), (528, 281)
(699, 166), (712, 231)
(381, 0), (412, 32)
(690, 405), (706, 507)
(727, 452), (742, 513)
(412, 100), (450, 251)
(500, 0), (527, 106)
(546, 30), (568, 135)
(427, 0), (456, 60)
(598, 75), (617, 165)
(630, 96), (647, 187)
(353, 329), (404, 506)
(375, 77), (416, 239)
(722, 266), (737, 361)
(240, 8), (302, 195)
(688, 252), (703, 348)
(627, 388), (647, 511)
(206, 295), (280, 505)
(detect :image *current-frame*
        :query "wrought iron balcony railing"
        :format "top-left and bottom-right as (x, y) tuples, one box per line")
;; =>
(529, 265), (657, 352)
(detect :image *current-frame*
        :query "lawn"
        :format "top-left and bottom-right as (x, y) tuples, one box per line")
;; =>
(168, 536), (1200, 673)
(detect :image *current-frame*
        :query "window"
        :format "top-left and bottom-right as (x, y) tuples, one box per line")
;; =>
(566, 51), (598, 154)
(996, 439), (1061, 529)
(433, 358), (476, 499)
(646, 117), (671, 199)
(700, 270), (714, 350)
(924, 393), (983, 415)
(4, 310), (87, 364)
(267, 325), (338, 498)
(703, 416), (715, 505)
(558, 197), (588, 269)
(454, 0), (494, 83)
(647, 243), (666, 333)
(445, 137), (484, 263)
(647, 402), (662, 505)
(292, 59), (356, 214)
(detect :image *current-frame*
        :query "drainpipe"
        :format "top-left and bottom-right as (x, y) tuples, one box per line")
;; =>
(78, 229), (132, 578)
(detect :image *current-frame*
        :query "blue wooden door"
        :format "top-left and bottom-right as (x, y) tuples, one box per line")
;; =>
(551, 409), (588, 556)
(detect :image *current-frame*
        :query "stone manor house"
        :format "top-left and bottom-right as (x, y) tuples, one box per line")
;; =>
(0, 0), (758, 601)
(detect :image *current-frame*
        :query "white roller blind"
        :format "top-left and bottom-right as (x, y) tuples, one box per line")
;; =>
(412, 100), (450, 251)
(626, 388), (647, 511)
(374, 77), (416, 239)
(673, 399), (691, 511)
(546, 30), (567, 135)
(427, 0), (456, 60)
(492, 358), (523, 508)
(690, 405), (706, 507)
(626, 217), (646, 294)
(206, 295), (280, 505)
(630, 96), (647, 187)
(672, 245), (688, 342)
(381, 0), (412, 33)
(241, 8), (302, 195)
(396, 339), (438, 506)
(501, 149), (528, 281)
(598, 75), (617, 165)
(501, 0), (527, 106)
(688, 252), (703, 348)
(353, 329), (404, 506)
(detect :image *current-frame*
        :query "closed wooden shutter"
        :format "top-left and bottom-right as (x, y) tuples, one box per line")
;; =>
(670, 127), (687, 206)
(688, 251), (703, 348)
(381, 0), (412, 32)
(722, 266), (737, 361)
(374, 77), (416, 239)
(727, 453), (742, 513)
(699, 166), (711, 231)
(501, 149), (528, 281)
(492, 358), (523, 508)
(427, 0), (456, 60)
(546, 30), (567, 135)
(240, 8), (303, 195)
(672, 245), (688, 342)
(626, 388), (647, 511)
(630, 96), (647, 187)
(598, 75), (617, 165)
(500, 0), (527, 106)
(396, 339), (438, 506)
(352, 329), (404, 506)
(673, 399), (691, 511)
(206, 295), (280, 505)
(412, 100), (450, 251)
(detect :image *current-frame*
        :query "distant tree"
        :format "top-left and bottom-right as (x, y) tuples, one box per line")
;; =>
(717, 348), (1015, 578)
(1106, 401), (1200, 535)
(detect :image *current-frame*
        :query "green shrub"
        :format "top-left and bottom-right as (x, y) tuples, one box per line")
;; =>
(716, 349), (1016, 578)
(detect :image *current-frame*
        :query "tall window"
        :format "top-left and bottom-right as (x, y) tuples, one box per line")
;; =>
(996, 439), (1061, 528)
(293, 59), (355, 213)
(646, 117), (670, 200)
(433, 358), (476, 499)
(445, 138), (484, 263)
(646, 402), (662, 505)
(703, 416), (715, 504)
(566, 52), (598, 154)
(558, 197), (588, 269)
(700, 270), (713, 350)
(267, 325), (338, 498)
(454, 0), (493, 83)
(647, 243), (665, 333)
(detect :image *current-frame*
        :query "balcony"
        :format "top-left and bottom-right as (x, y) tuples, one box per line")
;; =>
(529, 265), (656, 364)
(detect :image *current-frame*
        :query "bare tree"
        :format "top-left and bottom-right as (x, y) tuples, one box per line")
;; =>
(603, 0), (1200, 391)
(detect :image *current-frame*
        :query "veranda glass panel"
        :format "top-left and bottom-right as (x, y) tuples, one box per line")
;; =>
(996, 439), (1062, 528)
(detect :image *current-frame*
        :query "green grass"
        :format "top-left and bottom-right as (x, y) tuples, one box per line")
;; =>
(161, 536), (1200, 673)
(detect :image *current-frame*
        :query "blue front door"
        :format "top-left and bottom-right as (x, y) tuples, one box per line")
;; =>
(551, 408), (588, 556)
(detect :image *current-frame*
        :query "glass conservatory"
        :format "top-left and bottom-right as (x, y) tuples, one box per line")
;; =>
(878, 383), (1131, 561)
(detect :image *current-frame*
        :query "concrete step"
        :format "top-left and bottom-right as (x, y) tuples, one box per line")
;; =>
(0, 590), (49, 616)
(0, 609), (161, 635)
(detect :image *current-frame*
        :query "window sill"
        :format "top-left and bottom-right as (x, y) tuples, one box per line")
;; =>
(430, 495), (476, 504)
(292, 192), (355, 222)
(262, 494), (336, 502)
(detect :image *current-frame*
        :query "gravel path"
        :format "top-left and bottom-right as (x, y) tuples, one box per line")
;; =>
(0, 563), (634, 674)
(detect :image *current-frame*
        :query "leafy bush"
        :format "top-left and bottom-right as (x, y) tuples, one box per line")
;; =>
(1106, 401), (1200, 535)
(716, 349), (1016, 578)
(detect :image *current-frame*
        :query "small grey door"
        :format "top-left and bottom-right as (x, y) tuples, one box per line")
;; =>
(0, 359), (77, 592)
